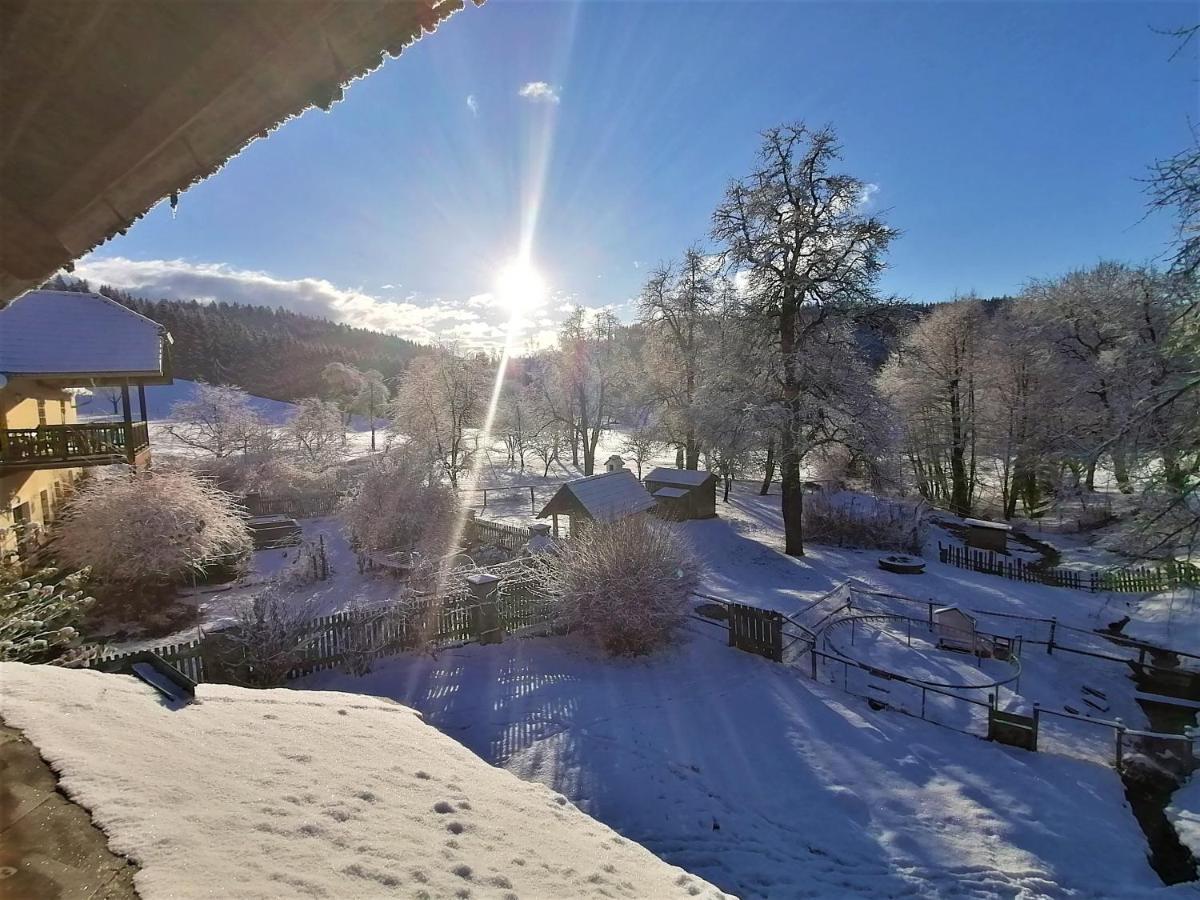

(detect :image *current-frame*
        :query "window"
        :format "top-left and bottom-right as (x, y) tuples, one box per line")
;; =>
(59, 399), (67, 422)
(36, 399), (47, 426)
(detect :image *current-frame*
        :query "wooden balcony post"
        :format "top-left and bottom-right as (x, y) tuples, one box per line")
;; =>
(138, 383), (148, 423)
(121, 381), (134, 463)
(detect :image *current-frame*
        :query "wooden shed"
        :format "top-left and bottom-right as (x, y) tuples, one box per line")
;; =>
(537, 470), (656, 537)
(934, 606), (978, 654)
(963, 518), (1011, 554)
(644, 468), (717, 520)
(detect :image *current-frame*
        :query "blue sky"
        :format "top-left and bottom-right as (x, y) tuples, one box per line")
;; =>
(78, 0), (1199, 348)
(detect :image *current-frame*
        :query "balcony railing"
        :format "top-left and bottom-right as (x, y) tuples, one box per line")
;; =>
(0, 421), (150, 469)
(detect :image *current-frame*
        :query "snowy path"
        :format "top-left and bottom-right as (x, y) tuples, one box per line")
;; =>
(303, 626), (1167, 898)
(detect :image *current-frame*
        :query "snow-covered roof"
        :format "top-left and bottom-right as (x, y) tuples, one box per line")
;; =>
(645, 467), (714, 487)
(934, 605), (977, 622)
(0, 290), (169, 378)
(0, 663), (726, 900)
(653, 486), (689, 499)
(962, 518), (1012, 531)
(539, 470), (656, 523)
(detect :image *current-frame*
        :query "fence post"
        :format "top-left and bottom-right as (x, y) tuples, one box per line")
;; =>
(466, 573), (504, 645)
(1032, 703), (1040, 748)
(1115, 720), (1126, 769)
(464, 508), (478, 546)
(1047, 617), (1057, 655)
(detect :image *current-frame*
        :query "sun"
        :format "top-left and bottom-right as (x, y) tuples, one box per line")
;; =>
(495, 258), (547, 317)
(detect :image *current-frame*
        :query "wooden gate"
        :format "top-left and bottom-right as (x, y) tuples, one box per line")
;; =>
(728, 603), (784, 662)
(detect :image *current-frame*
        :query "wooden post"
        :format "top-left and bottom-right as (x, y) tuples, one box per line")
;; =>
(552, 513), (559, 538)
(120, 381), (134, 463)
(1115, 722), (1126, 769)
(1047, 617), (1057, 655)
(138, 383), (148, 422)
(530, 485), (536, 515)
(467, 573), (503, 644)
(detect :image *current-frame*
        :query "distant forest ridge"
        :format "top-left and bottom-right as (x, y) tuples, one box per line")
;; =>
(43, 276), (427, 402)
(40, 275), (1012, 400)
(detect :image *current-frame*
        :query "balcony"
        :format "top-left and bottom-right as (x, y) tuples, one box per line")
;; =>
(0, 421), (150, 471)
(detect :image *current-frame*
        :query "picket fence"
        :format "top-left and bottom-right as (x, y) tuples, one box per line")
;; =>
(469, 517), (532, 555)
(937, 542), (1199, 594)
(92, 580), (557, 685)
(240, 493), (342, 519)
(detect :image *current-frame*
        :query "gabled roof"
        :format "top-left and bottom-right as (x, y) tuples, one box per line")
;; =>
(645, 467), (715, 488)
(0, 290), (169, 378)
(538, 470), (656, 523)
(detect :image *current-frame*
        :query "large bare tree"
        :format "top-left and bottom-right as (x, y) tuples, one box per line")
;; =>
(712, 123), (897, 556)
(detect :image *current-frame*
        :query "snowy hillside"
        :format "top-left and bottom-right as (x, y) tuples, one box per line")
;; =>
(0, 664), (728, 900)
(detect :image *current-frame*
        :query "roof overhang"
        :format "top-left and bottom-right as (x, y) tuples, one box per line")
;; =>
(0, 0), (479, 305)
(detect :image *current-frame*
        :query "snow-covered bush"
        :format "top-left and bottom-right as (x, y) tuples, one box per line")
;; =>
(224, 590), (319, 687)
(536, 515), (699, 656)
(53, 469), (252, 601)
(0, 567), (96, 664)
(341, 449), (459, 558)
(803, 492), (928, 554)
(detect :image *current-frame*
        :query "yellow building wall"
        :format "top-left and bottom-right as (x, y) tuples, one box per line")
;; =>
(1, 384), (81, 567)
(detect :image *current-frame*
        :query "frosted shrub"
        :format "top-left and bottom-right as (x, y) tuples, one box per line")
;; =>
(0, 567), (97, 664)
(341, 449), (459, 557)
(803, 492), (928, 554)
(225, 590), (319, 687)
(54, 468), (252, 601)
(538, 515), (699, 656)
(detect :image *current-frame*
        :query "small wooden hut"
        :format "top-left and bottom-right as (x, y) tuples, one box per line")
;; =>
(537, 470), (655, 537)
(934, 606), (978, 653)
(644, 468), (717, 520)
(963, 518), (1011, 553)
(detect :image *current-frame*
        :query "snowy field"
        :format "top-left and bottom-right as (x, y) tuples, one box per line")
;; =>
(0, 663), (727, 900)
(302, 623), (1169, 898)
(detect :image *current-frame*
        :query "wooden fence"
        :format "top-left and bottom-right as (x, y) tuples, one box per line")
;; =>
(240, 493), (342, 519)
(91, 584), (559, 685)
(727, 602), (784, 661)
(469, 517), (531, 555)
(937, 542), (1199, 594)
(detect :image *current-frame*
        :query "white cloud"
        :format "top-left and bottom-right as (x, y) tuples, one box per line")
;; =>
(518, 81), (560, 104)
(69, 256), (581, 352)
(859, 182), (880, 207)
(466, 94), (478, 116)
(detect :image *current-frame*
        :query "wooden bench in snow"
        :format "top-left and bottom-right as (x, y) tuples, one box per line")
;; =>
(247, 515), (301, 549)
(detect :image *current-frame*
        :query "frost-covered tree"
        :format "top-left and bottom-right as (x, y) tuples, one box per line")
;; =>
(712, 123), (897, 555)
(287, 397), (347, 466)
(637, 248), (720, 469)
(341, 447), (460, 557)
(0, 567), (96, 664)
(53, 469), (252, 601)
(879, 299), (986, 517)
(351, 369), (390, 452)
(556, 308), (628, 475)
(391, 349), (490, 488)
(535, 515), (698, 656)
(167, 382), (270, 458)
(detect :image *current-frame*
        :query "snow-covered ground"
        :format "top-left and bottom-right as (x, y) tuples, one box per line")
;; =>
(0, 663), (726, 900)
(104, 518), (398, 651)
(302, 623), (1171, 898)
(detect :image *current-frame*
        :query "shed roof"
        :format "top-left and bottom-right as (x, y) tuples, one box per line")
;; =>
(0, 290), (169, 378)
(934, 606), (977, 622)
(645, 467), (714, 487)
(653, 487), (689, 499)
(538, 470), (656, 523)
(963, 518), (1012, 531)
(0, 0), (479, 304)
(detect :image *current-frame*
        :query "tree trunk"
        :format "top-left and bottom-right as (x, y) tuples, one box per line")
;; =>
(1111, 443), (1133, 494)
(675, 445), (685, 468)
(947, 380), (972, 517)
(780, 433), (805, 556)
(723, 473), (732, 502)
(685, 430), (700, 470)
(760, 438), (776, 495)
(778, 292), (804, 557)
(1085, 456), (1097, 491)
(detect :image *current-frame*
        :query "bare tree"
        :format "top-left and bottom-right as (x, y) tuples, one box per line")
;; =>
(557, 308), (627, 475)
(637, 247), (719, 468)
(712, 123), (897, 555)
(287, 397), (347, 466)
(166, 382), (268, 458)
(352, 369), (390, 452)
